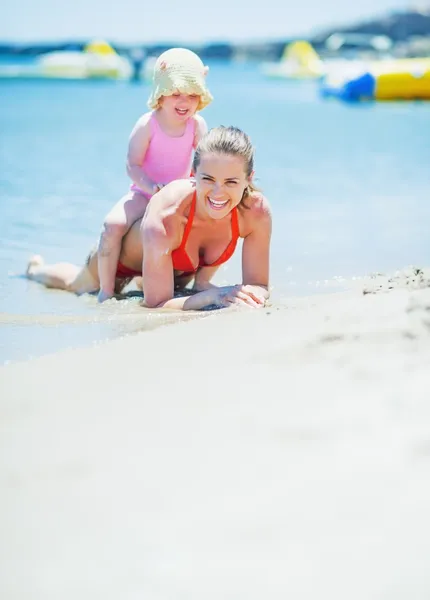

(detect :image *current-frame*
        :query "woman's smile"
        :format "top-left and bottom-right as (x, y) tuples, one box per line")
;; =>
(207, 196), (230, 211)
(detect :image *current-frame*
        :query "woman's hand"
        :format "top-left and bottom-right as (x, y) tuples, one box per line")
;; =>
(140, 284), (267, 311)
(208, 285), (267, 308)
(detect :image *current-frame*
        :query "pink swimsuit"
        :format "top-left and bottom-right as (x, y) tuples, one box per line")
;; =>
(131, 113), (195, 197)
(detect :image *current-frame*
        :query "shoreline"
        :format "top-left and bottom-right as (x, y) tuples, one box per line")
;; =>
(1, 269), (430, 597)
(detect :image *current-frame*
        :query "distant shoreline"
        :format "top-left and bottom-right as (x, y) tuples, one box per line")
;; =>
(1, 9), (429, 61)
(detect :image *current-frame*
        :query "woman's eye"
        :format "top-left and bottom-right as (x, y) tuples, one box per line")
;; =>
(226, 181), (237, 186)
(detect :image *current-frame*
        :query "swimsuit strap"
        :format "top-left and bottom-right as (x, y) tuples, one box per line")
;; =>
(177, 191), (196, 250)
(231, 206), (239, 238)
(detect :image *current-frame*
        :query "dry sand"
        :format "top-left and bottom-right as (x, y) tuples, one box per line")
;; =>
(1, 267), (430, 599)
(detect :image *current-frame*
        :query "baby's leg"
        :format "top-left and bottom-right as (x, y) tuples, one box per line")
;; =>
(97, 191), (150, 302)
(26, 255), (98, 294)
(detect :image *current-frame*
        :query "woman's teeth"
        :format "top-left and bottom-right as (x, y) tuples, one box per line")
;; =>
(208, 197), (228, 210)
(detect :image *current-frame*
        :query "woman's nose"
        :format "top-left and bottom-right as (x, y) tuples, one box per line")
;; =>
(212, 182), (224, 196)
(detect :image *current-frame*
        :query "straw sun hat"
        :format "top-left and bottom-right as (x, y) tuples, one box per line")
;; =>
(147, 48), (213, 111)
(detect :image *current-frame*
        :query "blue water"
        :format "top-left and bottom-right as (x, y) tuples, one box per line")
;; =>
(1, 60), (430, 363)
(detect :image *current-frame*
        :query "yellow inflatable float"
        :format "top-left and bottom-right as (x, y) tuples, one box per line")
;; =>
(261, 41), (324, 80)
(39, 39), (132, 80)
(0, 39), (132, 81)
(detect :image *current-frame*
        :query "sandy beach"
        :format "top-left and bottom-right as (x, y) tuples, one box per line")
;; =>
(1, 267), (430, 599)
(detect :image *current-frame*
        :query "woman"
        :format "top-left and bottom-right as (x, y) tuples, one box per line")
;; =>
(26, 126), (272, 310)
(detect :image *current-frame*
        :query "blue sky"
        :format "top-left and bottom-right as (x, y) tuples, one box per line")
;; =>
(2, 0), (409, 43)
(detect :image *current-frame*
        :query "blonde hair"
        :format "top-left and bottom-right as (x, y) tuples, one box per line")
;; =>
(193, 126), (259, 203)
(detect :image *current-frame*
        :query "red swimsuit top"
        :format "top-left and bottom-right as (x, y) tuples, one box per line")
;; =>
(115, 192), (240, 279)
(171, 192), (240, 274)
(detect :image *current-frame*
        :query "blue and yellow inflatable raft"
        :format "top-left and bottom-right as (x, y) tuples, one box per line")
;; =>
(321, 58), (430, 101)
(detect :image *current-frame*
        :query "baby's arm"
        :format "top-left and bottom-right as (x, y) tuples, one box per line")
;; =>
(126, 113), (157, 196)
(193, 114), (209, 149)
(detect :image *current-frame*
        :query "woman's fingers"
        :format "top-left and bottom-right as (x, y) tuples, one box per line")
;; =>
(225, 290), (260, 308)
(239, 285), (266, 305)
(237, 291), (260, 307)
(215, 285), (265, 309)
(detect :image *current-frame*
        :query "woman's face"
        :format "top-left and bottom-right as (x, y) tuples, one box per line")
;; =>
(195, 153), (251, 220)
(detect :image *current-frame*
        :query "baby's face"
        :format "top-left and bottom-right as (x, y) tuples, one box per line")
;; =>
(159, 91), (200, 121)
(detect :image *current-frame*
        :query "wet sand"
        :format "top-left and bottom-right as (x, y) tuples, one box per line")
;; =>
(1, 267), (430, 599)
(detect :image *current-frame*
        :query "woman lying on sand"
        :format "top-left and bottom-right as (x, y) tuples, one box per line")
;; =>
(26, 126), (272, 310)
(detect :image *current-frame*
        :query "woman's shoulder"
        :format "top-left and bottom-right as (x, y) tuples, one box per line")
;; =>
(160, 179), (195, 209)
(237, 190), (272, 237)
(243, 190), (271, 219)
(143, 180), (195, 233)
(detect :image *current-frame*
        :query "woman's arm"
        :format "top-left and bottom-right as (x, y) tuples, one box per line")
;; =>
(241, 196), (272, 299)
(192, 265), (221, 291)
(143, 285), (264, 311)
(140, 183), (195, 308)
(140, 233), (224, 310)
(140, 218), (175, 308)
(126, 114), (156, 196)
